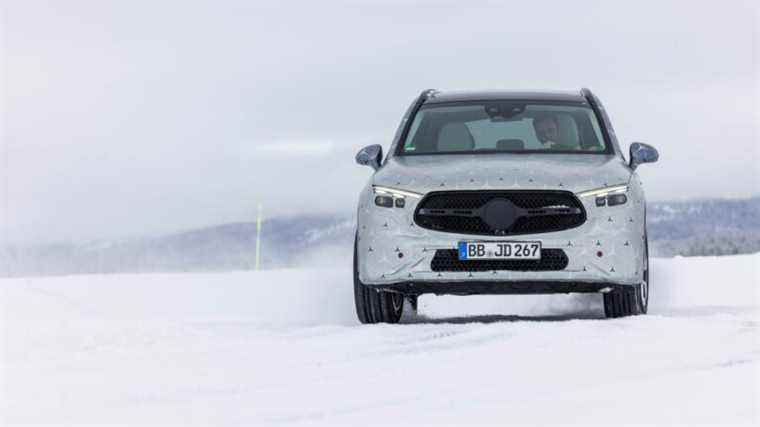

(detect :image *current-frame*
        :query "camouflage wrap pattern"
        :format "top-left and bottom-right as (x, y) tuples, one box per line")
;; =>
(356, 154), (646, 288)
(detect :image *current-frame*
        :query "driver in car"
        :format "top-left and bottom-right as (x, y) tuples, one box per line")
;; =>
(533, 115), (579, 151)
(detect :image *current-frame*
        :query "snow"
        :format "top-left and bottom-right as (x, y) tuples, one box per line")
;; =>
(1, 254), (758, 426)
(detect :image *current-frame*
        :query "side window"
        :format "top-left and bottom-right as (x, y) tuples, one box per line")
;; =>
(402, 115), (422, 152)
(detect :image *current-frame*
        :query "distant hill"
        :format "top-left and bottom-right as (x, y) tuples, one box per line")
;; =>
(648, 197), (760, 257)
(0, 215), (354, 277)
(1, 197), (758, 277)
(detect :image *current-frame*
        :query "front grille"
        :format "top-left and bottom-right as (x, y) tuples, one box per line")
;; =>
(414, 190), (585, 236)
(431, 248), (569, 272)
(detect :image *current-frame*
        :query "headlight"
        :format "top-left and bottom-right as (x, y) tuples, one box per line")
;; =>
(372, 186), (423, 208)
(576, 184), (628, 207)
(576, 184), (628, 198)
(372, 186), (423, 199)
(606, 193), (628, 206)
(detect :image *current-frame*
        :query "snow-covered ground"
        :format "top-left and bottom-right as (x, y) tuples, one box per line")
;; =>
(1, 254), (758, 426)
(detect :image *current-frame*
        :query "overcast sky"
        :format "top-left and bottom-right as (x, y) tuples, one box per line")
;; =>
(2, 0), (759, 244)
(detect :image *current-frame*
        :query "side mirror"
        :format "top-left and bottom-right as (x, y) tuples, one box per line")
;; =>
(629, 142), (659, 170)
(355, 144), (383, 171)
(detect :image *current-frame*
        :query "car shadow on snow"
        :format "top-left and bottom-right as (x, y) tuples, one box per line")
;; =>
(404, 312), (603, 324)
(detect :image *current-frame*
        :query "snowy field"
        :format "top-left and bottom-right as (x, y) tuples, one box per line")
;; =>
(1, 255), (758, 426)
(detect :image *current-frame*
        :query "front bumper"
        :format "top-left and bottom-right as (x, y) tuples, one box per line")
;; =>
(375, 281), (631, 296)
(356, 185), (647, 289)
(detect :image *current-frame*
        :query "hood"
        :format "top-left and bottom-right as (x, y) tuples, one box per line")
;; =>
(373, 154), (631, 194)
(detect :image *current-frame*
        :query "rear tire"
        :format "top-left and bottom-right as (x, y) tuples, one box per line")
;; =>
(353, 236), (403, 324)
(603, 234), (649, 318)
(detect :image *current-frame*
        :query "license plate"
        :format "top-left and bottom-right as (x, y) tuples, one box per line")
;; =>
(458, 241), (542, 260)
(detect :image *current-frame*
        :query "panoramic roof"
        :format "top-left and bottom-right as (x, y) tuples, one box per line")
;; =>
(426, 89), (587, 104)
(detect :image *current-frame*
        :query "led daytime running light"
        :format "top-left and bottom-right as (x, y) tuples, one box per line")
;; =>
(372, 186), (423, 199)
(576, 184), (628, 198)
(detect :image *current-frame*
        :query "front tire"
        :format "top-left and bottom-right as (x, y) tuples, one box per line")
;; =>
(603, 286), (640, 318)
(603, 234), (649, 318)
(353, 236), (403, 324)
(637, 235), (650, 314)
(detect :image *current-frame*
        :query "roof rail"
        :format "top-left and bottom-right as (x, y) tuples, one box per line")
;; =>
(420, 88), (438, 101)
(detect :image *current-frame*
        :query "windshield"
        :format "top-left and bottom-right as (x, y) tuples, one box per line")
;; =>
(399, 102), (610, 155)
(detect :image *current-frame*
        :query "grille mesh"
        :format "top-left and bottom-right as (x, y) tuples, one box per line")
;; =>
(415, 191), (585, 235)
(430, 248), (569, 272)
